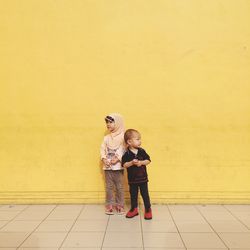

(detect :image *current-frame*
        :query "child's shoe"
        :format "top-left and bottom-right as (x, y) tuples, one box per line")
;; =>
(144, 207), (152, 220)
(126, 207), (139, 218)
(105, 205), (114, 215)
(116, 205), (125, 215)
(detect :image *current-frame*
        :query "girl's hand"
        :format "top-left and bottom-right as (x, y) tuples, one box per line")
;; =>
(111, 156), (119, 165)
(102, 158), (111, 166)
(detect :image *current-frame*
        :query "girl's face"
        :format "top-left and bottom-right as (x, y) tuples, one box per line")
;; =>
(128, 133), (141, 149)
(106, 121), (116, 132)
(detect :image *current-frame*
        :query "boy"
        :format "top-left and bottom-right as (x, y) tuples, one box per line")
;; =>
(122, 129), (152, 220)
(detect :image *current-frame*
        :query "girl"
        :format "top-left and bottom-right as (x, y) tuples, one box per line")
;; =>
(100, 113), (125, 215)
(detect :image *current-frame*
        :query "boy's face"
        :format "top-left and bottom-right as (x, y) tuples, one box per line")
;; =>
(106, 121), (115, 132)
(128, 133), (141, 149)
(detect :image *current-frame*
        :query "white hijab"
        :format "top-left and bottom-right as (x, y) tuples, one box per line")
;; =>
(106, 113), (125, 149)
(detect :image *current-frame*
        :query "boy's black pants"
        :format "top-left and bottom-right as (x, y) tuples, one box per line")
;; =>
(129, 182), (151, 209)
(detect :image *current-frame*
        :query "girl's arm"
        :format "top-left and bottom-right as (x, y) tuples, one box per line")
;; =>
(100, 140), (106, 160)
(100, 138), (111, 166)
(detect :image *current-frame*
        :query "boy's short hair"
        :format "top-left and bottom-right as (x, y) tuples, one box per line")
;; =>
(124, 129), (140, 144)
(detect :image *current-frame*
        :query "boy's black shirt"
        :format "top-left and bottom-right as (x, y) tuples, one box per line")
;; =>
(122, 147), (151, 184)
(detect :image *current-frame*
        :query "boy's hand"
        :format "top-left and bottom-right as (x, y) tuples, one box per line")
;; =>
(132, 159), (142, 167)
(132, 159), (139, 164)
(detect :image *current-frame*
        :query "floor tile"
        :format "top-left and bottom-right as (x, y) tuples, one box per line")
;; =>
(110, 213), (140, 221)
(224, 205), (250, 212)
(0, 220), (41, 232)
(175, 219), (213, 232)
(196, 205), (228, 212)
(209, 219), (249, 232)
(145, 205), (172, 220)
(219, 232), (250, 248)
(46, 209), (81, 220)
(198, 210), (236, 221)
(20, 232), (67, 247)
(0, 232), (30, 247)
(61, 248), (100, 250)
(62, 232), (104, 247)
(181, 232), (227, 248)
(230, 211), (250, 220)
(239, 219), (250, 229)
(0, 211), (20, 220)
(19, 248), (58, 250)
(55, 204), (84, 211)
(0, 221), (9, 229)
(170, 210), (205, 221)
(142, 219), (177, 232)
(102, 248), (143, 250)
(72, 219), (107, 231)
(26, 205), (56, 211)
(14, 211), (52, 221)
(187, 249), (227, 250)
(35, 220), (74, 232)
(0, 248), (17, 250)
(169, 205), (197, 211)
(103, 232), (143, 248)
(107, 218), (141, 232)
(0, 204), (249, 249)
(83, 204), (105, 212)
(143, 232), (184, 248)
(145, 248), (185, 250)
(0, 205), (28, 211)
(78, 205), (109, 220)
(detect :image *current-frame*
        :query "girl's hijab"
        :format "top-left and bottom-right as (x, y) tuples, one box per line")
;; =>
(105, 113), (125, 149)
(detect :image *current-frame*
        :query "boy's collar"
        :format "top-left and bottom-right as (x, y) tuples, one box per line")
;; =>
(128, 147), (140, 154)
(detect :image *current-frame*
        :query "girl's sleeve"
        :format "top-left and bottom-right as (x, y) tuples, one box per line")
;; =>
(115, 144), (125, 161)
(100, 138), (106, 159)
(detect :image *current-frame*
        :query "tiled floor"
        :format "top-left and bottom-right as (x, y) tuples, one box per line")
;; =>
(0, 204), (250, 249)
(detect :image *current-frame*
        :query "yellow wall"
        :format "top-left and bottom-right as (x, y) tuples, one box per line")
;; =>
(1, 0), (250, 204)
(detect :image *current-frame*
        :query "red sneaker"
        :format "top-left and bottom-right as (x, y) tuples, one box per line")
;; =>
(144, 208), (152, 220)
(126, 207), (139, 218)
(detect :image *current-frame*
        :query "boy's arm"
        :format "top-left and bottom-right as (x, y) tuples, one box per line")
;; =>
(135, 149), (151, 167)
(122, 153), (134, 168)
(123, 161), (134, 168)
(139, 160), (151, 166)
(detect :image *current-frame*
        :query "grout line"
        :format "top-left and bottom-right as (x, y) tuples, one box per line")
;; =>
(195, 205), (230, 250)
(16, 204), (58, 249)
(0, 205), (30, 230)
(167, 204), (188, 250)
(223, 204), (250, 231)
(58, 205), (86, 249)
(139, 205), (145, 250)
(101, 211), (111, 250)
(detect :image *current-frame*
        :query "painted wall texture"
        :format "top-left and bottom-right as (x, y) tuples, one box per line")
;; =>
(0, 0), (250, 203)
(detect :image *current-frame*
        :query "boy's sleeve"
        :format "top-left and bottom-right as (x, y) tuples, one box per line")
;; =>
(100, 139), (106, 160)
(142, 149), (151, 161)
(121, 153), (127, 167)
